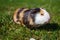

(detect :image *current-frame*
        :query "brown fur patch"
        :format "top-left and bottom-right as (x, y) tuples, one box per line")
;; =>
(28, 13), (34, 25)
(18, 8), (28, 26)
(40, 9), (44, 16)
(13, 8), (21, 24)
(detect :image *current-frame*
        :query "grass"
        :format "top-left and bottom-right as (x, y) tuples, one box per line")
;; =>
(0, 0), (60, 40)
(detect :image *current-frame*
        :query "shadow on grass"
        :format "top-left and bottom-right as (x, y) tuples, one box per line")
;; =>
(0, 22), (60, 31)
(28, 23), (60, 31)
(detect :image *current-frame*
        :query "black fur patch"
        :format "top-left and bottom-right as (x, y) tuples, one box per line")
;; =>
(30, 8), (40, 13)
(34, 8), (40, 12)
(30, 8), (40, 22)
(23, 8), (40, 26)
(23, 10), (30, 25)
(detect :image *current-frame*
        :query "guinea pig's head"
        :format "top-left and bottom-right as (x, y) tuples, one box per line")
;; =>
(34, 8), (50, 25)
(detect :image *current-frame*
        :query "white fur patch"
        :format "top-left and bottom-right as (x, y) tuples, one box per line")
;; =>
(35, 8), (50, 25)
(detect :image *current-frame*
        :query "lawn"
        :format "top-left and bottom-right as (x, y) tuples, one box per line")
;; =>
(0, 0), (60, 40)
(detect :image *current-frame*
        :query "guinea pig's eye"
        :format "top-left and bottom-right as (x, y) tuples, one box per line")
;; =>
(41, 13), (44, 16)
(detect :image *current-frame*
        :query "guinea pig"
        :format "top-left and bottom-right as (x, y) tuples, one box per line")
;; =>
(13, 8), (50, 27)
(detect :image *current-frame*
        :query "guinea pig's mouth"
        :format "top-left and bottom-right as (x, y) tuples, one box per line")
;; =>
(44, 19), (50, 24)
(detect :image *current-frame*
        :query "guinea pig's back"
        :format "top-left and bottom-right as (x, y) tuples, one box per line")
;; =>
(13, 8), (26, 24)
